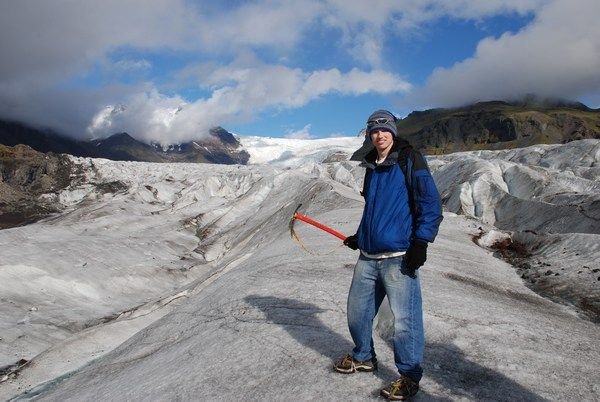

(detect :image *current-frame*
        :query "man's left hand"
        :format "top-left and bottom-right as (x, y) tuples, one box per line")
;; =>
(406, 240), (428, 270)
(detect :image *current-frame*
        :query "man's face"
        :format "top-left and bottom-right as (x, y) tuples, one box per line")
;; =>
(370, 129), (394, 153)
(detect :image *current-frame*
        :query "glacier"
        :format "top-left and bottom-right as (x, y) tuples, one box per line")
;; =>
(0, 137), (598, 401)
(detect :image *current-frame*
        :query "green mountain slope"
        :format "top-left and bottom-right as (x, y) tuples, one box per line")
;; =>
(397, 101), (600, 154)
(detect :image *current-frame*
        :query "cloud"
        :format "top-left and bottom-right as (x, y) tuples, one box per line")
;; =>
(196, 1), (324, 50)
(285, 124), (314, 139)
(0, 0), (323, 84)
(0, 78), (139, 137)
(0, 1), (550, 83)
(0, 1), (411, 141)
(88, 64), (411, 144)
(320, 0), (548, 66)
(112, 59), (153, 73)
(1, 0), (597, 143)
(0, 0), (194, 82)
(407, 0), (600, 108)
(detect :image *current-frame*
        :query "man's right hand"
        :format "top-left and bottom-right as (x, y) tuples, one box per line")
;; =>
(343, 234), (359, 250)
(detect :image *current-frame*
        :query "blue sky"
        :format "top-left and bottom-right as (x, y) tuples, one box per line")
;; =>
(1, 0), (599, 143)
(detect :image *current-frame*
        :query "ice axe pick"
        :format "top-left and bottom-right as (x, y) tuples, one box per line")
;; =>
(289, 204), (348, 242)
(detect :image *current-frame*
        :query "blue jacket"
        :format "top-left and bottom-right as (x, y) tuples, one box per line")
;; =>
(357, 141), (443, 254)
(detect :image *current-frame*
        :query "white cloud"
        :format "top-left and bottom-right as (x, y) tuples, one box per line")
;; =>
(0, 0), (550, 83)
(321, 0), (548, 65)
(88, 64), (411, 144)
(197, 1), (324, 49)
(87, 90), (192, 144)
(0, 0), (193, 82)
(408, 0), (600, 107)
(1, 0), (597, 142)
(88, 105), (125, 136)
(112, 59), (153, 73)
(285, 124), (314, 139)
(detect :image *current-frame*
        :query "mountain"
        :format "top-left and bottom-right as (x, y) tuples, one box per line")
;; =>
(88, 132), (163, 162)
(397, 100), (600, 154)
(150, 127), (251, 164)
(2, 99), (599, 161)
(0, 120), (250, 164)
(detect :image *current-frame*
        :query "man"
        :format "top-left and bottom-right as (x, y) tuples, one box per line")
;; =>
(334, 110), (443, 400)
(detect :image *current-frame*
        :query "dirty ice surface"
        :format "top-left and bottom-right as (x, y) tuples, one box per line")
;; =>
(0, 137), (599, 401)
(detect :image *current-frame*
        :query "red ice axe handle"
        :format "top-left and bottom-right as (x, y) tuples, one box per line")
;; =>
(293, 213), (348, 241)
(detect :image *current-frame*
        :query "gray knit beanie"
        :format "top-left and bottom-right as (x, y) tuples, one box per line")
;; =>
(366, 110), (397, 137)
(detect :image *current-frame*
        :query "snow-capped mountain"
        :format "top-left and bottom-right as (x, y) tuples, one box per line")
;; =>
(0, 120), (250, 164)
(0, 138), (598, 401)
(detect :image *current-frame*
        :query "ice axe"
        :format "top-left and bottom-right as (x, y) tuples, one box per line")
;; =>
(289, 204), (348, 243)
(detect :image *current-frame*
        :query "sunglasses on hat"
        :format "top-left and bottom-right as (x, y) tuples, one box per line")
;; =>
(367, 118), (393, 127)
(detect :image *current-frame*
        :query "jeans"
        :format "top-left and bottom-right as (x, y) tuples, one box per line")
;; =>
(347, 253), (424, 382)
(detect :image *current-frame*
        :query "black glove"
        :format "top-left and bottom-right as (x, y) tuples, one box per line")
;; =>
(406, 240), (428, 270)
(343, 234), (359, 250)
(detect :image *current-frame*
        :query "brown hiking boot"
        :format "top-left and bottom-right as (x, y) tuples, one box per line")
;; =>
(380, 375), (419, 400)
(333, 354), (378, 374)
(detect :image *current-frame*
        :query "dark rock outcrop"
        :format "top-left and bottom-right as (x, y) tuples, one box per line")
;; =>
(0, 144), (75, 229)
